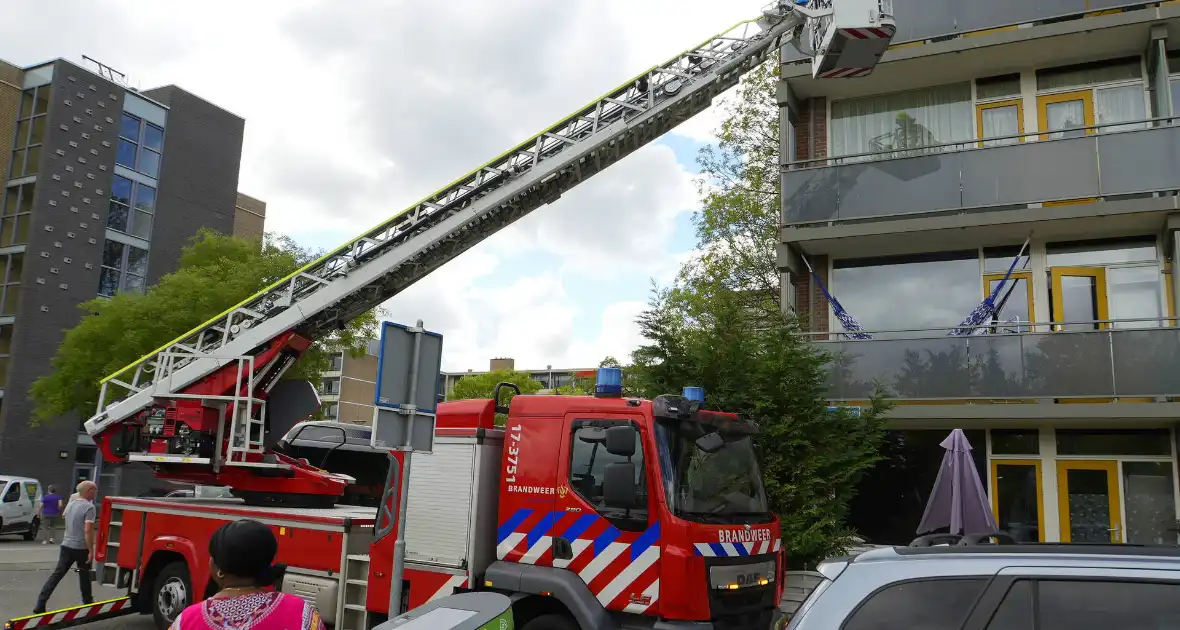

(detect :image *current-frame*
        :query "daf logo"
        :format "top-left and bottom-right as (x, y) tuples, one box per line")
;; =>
(737, 572), (762, 586)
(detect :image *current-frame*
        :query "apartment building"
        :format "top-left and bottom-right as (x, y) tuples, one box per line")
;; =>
(777, 1), (1180, 545)
(234, 191), (267, 244)
(319, 340), (381, 424)
(439, 357), (597, 399)
(0, 56), (257, 497)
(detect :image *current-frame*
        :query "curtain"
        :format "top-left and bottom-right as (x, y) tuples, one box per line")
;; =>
(1045, 100), (1086, 139)
(980, 105), (1020, 146)
(1096, 84), (1146, 133)
(830, 82), (973, 161)
(1037, 58), (1141, 90)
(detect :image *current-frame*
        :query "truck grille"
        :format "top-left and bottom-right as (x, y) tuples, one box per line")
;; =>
(704, 555), (778, 630)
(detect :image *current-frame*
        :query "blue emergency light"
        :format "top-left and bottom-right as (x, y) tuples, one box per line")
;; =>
(595, 367), (623, 397)
(683, 386), (705, 403)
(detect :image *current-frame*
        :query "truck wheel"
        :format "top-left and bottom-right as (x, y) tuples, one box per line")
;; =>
(520, 614), (579, 630)
(23, 517), (39, 541)
(152, 561), (191, 630)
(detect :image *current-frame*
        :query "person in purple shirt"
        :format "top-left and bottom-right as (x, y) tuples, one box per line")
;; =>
(38, 485), (64, 545)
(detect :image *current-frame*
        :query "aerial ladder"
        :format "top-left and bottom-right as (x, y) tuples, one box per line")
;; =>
(84, 0), (896, 507)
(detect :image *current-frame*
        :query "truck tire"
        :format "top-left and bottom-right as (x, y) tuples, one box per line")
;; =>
(151, 561), (191, 630)
(520, 613), (579, 630)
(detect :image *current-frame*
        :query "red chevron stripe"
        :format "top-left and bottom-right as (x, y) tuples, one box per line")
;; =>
(868, 27), (891, 38)
(842, 28), (869, 39)
(605, 562), (661, 611)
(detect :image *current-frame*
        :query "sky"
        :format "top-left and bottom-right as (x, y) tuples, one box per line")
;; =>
(2, 0), (768, 372)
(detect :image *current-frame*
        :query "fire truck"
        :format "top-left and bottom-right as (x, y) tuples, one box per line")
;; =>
(5, 1), (895, 629)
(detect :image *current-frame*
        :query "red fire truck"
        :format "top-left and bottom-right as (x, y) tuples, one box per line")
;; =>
(7, 380), (783, 630)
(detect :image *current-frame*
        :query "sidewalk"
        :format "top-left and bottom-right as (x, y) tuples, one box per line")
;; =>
(0, 541), (63, 571)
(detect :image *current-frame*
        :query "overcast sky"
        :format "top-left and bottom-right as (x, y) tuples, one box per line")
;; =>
(1, 0), (768, 371)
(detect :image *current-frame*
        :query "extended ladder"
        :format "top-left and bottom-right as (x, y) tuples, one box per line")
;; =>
(85, 0), (890, 441)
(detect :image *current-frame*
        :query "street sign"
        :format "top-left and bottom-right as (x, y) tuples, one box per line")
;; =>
(376, 321), (444, 412)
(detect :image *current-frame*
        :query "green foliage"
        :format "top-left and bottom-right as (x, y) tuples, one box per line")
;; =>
(30, 229), (381, 425)
(446, 370), (544, 425)
(625, 60), (893, 567)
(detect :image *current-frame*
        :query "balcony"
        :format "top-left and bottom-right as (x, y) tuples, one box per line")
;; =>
(815, 320), (1180, 402)
(782, 118), (1180, 225)
(781, 0), (1158, 65)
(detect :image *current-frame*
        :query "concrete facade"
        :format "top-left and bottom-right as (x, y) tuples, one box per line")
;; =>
(0, 58), (253, 498)
(778, 1), (1180, 544)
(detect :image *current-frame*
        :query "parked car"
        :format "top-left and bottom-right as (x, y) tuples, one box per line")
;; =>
(0, 475), (42, 540)
(786, 533), (1180, 629)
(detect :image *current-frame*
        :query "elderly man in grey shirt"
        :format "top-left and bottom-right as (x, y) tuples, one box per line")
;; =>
(33, 480), (97, 614)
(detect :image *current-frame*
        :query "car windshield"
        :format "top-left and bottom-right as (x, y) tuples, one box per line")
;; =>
(655, 415), (772, 525)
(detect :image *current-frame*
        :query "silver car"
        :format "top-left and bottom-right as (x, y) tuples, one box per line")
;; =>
(787, 533), (1180, 629)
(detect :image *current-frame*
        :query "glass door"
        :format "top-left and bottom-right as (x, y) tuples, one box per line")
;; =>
(1050, 267), (1109, 331)
(1038, 90), (1094, 140)
(1057, 460), (1122, 542)
(976, 99), (1024, 147)
(984, 272), (1033, 333)
(991, 459), (1044, 542)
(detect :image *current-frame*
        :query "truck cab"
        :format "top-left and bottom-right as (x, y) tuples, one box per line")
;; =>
(483, 383), (783, 630)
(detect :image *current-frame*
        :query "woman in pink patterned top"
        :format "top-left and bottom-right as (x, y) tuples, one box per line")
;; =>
(170, 519), (327, 630)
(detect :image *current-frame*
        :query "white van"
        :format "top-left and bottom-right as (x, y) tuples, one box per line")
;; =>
(0, 475), (42, 540)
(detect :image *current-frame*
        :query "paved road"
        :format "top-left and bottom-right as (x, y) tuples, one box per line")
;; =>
(0, 539), (154, 629)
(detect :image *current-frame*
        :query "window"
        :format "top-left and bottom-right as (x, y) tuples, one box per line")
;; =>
(831, 251), (980, 337)
(116, 113), (164, 178)
(9, 85), (51, 179)
(568, 421), (648, 530)
(843, 578), (987, 630)
(107, 175), (155, 240)
(98, 239), (148, 297)
(1038, 580), (1180, 629)
(0, 184), (34, 246)
(830, 83), (973, 160)
(23, 482), (38, 501)
(1036, 57), (1146, 135)
(1055, 428), (1171, 456)
(976, 74), (1021, 101)
(2, 482), (20, 503)
(0, 254), (23, 318)
(985, 580), (1033, 630)
(321, 378), (341, 395)
(327, 354), (344, 371)
(322, 403), (339, 420)
(990, 429), (1039, 455)
(0, 324), (11, 385)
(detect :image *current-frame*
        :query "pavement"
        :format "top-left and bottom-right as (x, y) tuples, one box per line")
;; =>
(0, 538), (153, 629)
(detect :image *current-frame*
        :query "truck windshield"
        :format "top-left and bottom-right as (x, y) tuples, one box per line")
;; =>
(655, 417), (772, 525)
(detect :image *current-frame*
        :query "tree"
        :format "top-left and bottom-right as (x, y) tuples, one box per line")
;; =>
(446, 370), (544, 424)
(554, 356), (638, 396)
(30, 229), (381, 424)
(625, 60), (893, 567)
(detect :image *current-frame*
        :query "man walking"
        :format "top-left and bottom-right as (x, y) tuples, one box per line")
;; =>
(38, 485), (64, 544)
(33, 480), (97, 614)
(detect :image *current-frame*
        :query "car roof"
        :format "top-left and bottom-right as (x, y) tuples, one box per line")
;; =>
(0, 475), (38, 483)
(855, 543), (1180, 561)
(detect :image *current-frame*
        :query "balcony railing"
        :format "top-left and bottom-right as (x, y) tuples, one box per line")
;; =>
(782, 117), (1180, 224)
(782, 0), (1157, 64)
(807, 318), (1180, 401)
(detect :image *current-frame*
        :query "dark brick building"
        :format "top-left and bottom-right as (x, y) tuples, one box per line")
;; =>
(0, 57), (257, 497)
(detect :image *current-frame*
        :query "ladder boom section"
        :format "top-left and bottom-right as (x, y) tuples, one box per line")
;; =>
(86, 5), (808, 437)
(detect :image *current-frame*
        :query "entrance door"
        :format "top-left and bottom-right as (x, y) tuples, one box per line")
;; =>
(991, 460), (1044, 542)
(1057, 460), (1122, 542)
(976, 99), (1024, 147)
(1050, 267), (1109, 331)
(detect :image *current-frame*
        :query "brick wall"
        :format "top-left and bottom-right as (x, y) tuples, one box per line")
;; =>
(789, 97), (830, 334)
(0, 62), (23, 181)
(139, 85), (243, 283)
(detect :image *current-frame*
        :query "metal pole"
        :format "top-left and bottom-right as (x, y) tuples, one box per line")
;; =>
(388, 319), (424, 616)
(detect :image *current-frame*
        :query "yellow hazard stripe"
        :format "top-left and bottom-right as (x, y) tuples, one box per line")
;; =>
(102, 12), (765, 385)
(5, 595), (130, 623)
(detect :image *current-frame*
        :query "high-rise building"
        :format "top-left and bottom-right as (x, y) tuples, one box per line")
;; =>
(778, 3), (1180, 545)
(318, 340), (382, 425)
(0, 56), (263, 496)
(234, 191), (267, 244)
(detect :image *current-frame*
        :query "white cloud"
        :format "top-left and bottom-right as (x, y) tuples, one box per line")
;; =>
(0, 0), (771, 369)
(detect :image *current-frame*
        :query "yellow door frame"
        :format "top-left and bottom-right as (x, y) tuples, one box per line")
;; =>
(984, 271), (1034, 327)
(1056, 459), (1122, 543)
(976, 99), (1025, 148)
(990, 459), (1045, 542)
(1049, 266), (1109, 331)
(1037, 90), (1097, 205)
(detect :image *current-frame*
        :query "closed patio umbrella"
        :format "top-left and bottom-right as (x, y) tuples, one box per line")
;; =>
(917, 429), (998, 536)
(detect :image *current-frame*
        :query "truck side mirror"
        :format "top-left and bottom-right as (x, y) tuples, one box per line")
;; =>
(603, 462), (637, 509)
(604, 425), (636, 457)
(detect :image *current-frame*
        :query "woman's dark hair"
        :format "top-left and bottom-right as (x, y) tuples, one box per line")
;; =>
(48, 486), (56, 493)
(208, 520), (287, 587)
